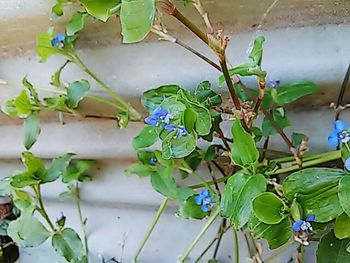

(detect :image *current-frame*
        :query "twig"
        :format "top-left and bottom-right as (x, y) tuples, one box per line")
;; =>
(260, 136), (270, 161)
(213, 219), (227, 258)
(207, 162), (221, 197)
(335, 64), (350, 120)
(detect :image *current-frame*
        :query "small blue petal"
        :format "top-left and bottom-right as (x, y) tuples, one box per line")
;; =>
(345, 157), (350, 171)
(195, 195), (203, 205)
(51, 34), (65, 47)
(149, 157), (157, 166)
(201, 204), (209, 213)
(165, 124), (176, 132)
(328, 132), (339, 148)
(200, 189), (210, 198)
(334, 120), (347, 133)
(145, 116), (158, 126)
(153, 107), (168, 118)
(293, 220), (304, 232)
(306, 214), (316, 222)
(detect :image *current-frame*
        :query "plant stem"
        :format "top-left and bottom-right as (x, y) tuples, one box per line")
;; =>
(213, 219), (226, 258)
(178, 209), (220, 262)
(33, 185), (55, 232)
(134, 197), (168, 262)
(335, 64), (350, 120)
(233, 228), (239, 263)
(271, 150), (340, 164)
(72, 54), (141, 120)
(268, 150), (341, 175)
(75, 183), (89, 258)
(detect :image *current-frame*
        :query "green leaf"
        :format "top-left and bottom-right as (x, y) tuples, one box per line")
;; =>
(261, 110), (290, 137)
(66, 80), (90, 109)
(62, 160), (94, 183)
(22, 77), (40, 104)
(36, 30), (60, 62)
(52, 228), (85, 262)
(133, 126), (158, 149)
(220, 173), (266, 228)
(194, 81), (222, 107)
(283, 168), (345, 200)
(231, 119), (259, 168)
(274, 81), (318, 106)
(183, 108), (197, 133)
(283, 168), (345, 222)
(150, 167), (178, 200)
(43, 153), (75, 183)
(292, 132), (308, 148)
(13, 190), (35, 211)
(66, 12), (87, 36)
(338, 175), (350, 217)
(317, 230), (350, 263)
(10, 172), (40, 188)
(7, 211), (50, 247)
(204, 144), (224, 161)
(141, 85), (181, 112)
(0, 178), (11, 196)
(21, 152), (45, 177)
(177, 91), (212, 135)
(124, 163), (155, 177)
(81, 0), (120, 21)
(218, 64), (266, 85)
(162, 131), (197, 159)
(24, 112), (41, 150)
(120, 0), (155, 43)
(290, 198), (302, 221)
(44, 96), (67, 111)
(14, 90), (33, 118)
(253, 192), (287, 224)
(179, 195), (208, 219)
(116, 111), (129, 128)
(1, 99), (18, 117)
(249, 35), (265, 66)
(335, 213), (350, 239)
(249, 215), (292, 249)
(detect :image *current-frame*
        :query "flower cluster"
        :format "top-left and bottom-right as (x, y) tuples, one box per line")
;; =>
(51, 34), (65, 48)
(292, 215), (315, 246)
(145, 107), (188, 138)
(328, 120), (350, 170)
(195, 189), (214, 212)
(328, 120), (350, 148)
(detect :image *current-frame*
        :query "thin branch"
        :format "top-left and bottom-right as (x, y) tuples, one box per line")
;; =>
(207, 162), (221, 197)
(335, 64), (350, 120)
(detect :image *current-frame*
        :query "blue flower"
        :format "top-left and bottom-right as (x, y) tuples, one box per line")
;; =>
(145, 107), (170, 126)
(149, 157), (157, 166)
(164, 124), (188, 138)
(195, 189), (214, 212)
(51, 34), (65, 47)
(328, 120), (350, 148)
(293, 215), (315, 232)
(176, 126), (188, 137)
(345, 157), (350, 171)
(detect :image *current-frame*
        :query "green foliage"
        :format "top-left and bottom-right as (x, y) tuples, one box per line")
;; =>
(81, 0), (121, 22)
(334, 213), (350, 239)
(66, 12), (88, 36)
(7, 211), (50, 247)
(179, 195), (209, 219)
(120, 0), (155, 43)
(283, 168), (345, 222)
(317, 230), (350, 263)
(52, 228), (86, 263)
(66, 80), (90, 109)
(231, 119), (259, 169)
(249, 215), (292, 249)
(262, 109), (290, 136)
(338, 175), (350, 217)
(194, 81), (222, 108)
(24, 112), (41, 150)
(271, 81), (318, 106)
(252, 192), (288, 224)
(220, 173), (266, 228)
(133, 126), (158, 149)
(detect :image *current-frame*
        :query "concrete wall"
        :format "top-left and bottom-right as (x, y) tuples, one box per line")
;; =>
(0, 0), (350, 262)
